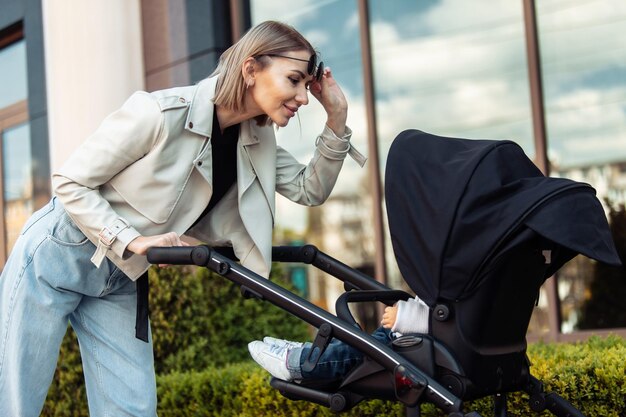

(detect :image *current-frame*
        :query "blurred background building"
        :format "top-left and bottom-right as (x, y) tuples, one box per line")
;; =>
(1, 0), (624, 341)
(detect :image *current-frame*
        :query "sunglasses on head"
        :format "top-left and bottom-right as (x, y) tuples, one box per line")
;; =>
(262, 53), (324, 82)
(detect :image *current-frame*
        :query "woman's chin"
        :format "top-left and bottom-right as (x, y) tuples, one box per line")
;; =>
(275, 118), (290, 128)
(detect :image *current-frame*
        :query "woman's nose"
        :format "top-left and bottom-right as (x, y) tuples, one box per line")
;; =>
(295, 85), (309, 106)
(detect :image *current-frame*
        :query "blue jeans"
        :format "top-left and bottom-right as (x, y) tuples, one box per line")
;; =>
(287, 327), (393, 380)
(0, 197), (157, 417)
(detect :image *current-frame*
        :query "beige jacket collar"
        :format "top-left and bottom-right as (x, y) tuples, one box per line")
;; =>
(184, 76), (260, 147)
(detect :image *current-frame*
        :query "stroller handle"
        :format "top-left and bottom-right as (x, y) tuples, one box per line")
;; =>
(147, 245), (211, 266)
(335, 290), (413, 326)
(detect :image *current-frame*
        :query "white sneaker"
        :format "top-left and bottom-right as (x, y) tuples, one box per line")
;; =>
(263, 336), (304, 349)
(248, 341), (293, 381)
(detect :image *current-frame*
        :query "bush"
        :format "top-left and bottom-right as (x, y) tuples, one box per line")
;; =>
(39, 260), (626, 417)
(152, 335), (626, 417)
(42, 263), (310, 416)
(149, 263), (310, 373)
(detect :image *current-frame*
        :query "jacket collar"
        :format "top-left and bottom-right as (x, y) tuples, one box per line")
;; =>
(185, 76), (260, 146)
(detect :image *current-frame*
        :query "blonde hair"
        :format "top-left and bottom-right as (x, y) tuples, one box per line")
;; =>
(211, 21), (316, 125)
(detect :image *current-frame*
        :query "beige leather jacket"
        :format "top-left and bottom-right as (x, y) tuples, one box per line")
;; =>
(52, 76), (365, 280)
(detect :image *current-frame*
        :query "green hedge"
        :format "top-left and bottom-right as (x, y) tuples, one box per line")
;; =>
(42, 264), (310, 416)
(41, 261), (626, 416)
(154, 335), (626, 417)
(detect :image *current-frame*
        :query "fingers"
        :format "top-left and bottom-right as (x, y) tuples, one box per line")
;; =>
(161, 231), (183, 247)
(310, 67), (332, 97)
(128, 232), (186, 257)
(156, 232), (186, 268)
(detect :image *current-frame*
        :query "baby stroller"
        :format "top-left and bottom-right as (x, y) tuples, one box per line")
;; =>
(147, 129), (621, 416)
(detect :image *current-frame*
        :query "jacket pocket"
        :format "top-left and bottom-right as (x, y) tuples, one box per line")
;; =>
(108, 161), (195, 224)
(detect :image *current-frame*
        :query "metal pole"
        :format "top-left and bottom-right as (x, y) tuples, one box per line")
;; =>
(522, 0), (561, 341)
(229, 0), (251, 43)
(522, 0), (549, 175)
(357, 0), (387, 286)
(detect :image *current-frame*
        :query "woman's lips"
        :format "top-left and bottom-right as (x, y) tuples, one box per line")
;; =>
(284, 104), (297, 117)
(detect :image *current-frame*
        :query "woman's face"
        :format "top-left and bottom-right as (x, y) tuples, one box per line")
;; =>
(247, 50), (314, 127)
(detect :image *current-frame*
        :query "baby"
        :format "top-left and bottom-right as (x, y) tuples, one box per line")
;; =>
(248, 295), (429, 381)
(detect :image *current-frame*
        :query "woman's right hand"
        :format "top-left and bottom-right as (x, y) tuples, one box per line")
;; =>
(309, 67), (348, 137)
(127, 232), (188, 256)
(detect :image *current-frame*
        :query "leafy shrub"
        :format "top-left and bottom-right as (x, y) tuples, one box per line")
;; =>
(42, 263), (310, 416)
(152, 335), (626, 417)
(39, 260), (626, 417)
(149, 263), (310, 373)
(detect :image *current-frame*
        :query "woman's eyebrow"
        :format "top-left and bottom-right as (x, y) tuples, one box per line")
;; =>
(290, 69), (306, 78)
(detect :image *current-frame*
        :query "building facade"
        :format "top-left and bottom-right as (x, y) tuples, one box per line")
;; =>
(1, 0), (624, 341)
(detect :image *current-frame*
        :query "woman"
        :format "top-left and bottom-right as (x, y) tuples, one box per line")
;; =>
(0, 20), (364, 416)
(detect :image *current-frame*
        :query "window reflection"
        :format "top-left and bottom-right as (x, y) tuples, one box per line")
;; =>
(368, 0), (536, 295)
(248, 0), (625, 335)
(251, 1), (374, 308)
(2, 123), (33, 253)
(537, 0), (626, 333)
(369, 0), (534, 158)
(0, 39), (28, 109)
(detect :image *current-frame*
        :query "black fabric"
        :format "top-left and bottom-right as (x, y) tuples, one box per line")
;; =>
(192, 110), (239, 227)
(135, 271), (150, 342)
(136, 112), (239, 341)
(385, 129), (621, 305)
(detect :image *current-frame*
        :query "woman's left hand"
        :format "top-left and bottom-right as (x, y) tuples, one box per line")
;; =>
(309, 67), (348, 137)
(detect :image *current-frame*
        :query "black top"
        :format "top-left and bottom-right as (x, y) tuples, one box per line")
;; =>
(192, 111), (239, 226)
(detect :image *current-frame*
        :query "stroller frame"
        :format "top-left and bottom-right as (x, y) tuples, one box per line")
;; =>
(147, 243), (583, 417)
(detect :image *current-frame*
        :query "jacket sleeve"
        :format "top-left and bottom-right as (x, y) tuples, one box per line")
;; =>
(391, 296), (430, 335)
(51, 91), (163, 267)
(275, 124), (366, 206)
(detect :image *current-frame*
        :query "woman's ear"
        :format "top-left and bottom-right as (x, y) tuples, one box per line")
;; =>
(241, 57), (257, 87)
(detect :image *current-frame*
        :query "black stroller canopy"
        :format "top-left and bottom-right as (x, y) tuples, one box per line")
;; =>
(385, 130), (621, 305)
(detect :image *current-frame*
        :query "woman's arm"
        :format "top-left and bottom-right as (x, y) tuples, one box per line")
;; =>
(309, 67), (347, 137)
(275, 69), (365, 205)
(51, 92), (166, 265)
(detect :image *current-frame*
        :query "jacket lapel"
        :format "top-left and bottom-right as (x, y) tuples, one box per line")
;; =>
(238, 121), (276, 221)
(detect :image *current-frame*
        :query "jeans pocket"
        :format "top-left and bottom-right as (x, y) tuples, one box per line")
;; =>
(100, 261), (135, 296)
(48, 212), (90, 246)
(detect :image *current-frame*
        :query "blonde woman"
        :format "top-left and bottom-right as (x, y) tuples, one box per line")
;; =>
(0, 20), (364, 416)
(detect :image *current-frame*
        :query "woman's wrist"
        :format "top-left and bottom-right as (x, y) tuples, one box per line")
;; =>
(326, 114), (347, 137)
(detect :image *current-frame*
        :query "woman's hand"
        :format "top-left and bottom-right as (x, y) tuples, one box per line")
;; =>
(309, 67), (348, 137)
(127, 232), (189, 267)
(381, 303), (399, 329)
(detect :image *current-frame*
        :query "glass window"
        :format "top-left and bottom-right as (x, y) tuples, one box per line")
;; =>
(251, 1), (374, 311)
(368, 1), (539, 316)
(0, 39), (28, 109)
(1, 35), (32, 263)
(369, 1), (534, 158)
(2, 123), (33, 253)
(537, 0), (626, 332)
